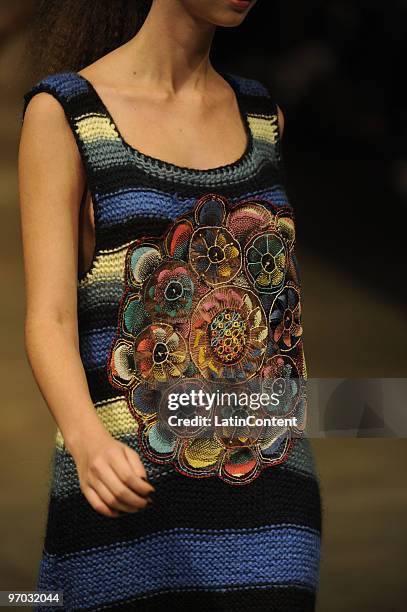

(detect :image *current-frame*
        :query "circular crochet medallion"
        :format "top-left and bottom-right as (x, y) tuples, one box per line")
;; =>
(189, 286), (268, 383)
(107, 193), (306, 484)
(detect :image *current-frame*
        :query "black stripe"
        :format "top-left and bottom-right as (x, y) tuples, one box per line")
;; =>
(69, 89), (108, 117)
(243, 92), (279, 117)
(85, 367), (120, 403)
(83, 584), (316, 612)
(78, 304), (119, 330)
(97, 217), (173, 252)
(44, 467), (321, 554)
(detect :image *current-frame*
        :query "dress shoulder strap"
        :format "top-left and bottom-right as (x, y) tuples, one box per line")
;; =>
(223, 72), (284, 171)
(21, 71), (130, 202)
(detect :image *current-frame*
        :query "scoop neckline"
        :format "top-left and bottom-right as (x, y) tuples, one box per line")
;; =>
(72, 69), (254, 176)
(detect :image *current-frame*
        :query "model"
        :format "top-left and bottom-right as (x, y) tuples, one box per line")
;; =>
(19, 0), (322, 610)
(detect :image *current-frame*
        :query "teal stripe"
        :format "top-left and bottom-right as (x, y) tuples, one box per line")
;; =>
(78, 279), (125, 310)
(49, 435), (316, 498)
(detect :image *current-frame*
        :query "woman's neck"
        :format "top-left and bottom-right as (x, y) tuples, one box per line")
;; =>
(116, 0), (218, 95)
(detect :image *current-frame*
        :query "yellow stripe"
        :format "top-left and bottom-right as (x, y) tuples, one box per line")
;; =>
(247, 114), (279, 144)
(75, 114), (120, 143)
(55, 397), (138, 449)
(75, 113), (278, 146)
(78, 244), (131, 287)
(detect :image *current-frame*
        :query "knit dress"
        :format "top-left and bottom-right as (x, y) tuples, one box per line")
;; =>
(22, 70), (322, 612)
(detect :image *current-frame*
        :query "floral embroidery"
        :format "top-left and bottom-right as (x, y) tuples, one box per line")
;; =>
(133, 324), (189, 384)
(246, 232), (287, 292)
(144, 260), (204, 324)
(107, 194), (307, 485)
(189, 286), (267, 382)
(270, 284), (302, 351)
(190, 227), (241, 284)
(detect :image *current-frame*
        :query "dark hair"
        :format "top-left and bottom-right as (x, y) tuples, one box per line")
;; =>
(26, 0), (153, 79)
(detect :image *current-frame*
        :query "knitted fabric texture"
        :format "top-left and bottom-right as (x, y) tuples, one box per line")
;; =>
(22, 71), (322, 611)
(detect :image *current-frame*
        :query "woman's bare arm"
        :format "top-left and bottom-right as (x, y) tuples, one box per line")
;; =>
(277, 104), (285, 138)
(18, 93), (154, 516)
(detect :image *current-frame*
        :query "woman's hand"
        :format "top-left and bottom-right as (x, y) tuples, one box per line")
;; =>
(71, 429), (155, 518)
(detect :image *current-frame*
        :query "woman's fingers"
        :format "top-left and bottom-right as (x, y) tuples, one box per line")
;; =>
(89, 459), (152, 512)
(88, 467), (150, 513)
(85, 484), (121, 518)
(123, 444), (148, 479)
(122, 445), (156, 496)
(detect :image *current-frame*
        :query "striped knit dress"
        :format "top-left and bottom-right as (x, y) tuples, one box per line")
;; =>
(22, 70), (322, 611)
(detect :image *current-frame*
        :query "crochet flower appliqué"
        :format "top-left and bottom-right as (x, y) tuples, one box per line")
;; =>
(107, 194), (307, 485)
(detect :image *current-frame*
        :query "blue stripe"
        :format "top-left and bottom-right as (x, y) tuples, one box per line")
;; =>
(98, 191), (196, 225)
(38, 71), (89, 100)
(79, 327), (116, 368)
(265, 187), (290, 206)
(98, 187), (290, 226)
(227, 74), (270, 97)
(35, 71), (269, 108)
(37, 525), (320, 608)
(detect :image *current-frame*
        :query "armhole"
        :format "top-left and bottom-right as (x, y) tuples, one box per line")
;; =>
(21, 78), (100, 284)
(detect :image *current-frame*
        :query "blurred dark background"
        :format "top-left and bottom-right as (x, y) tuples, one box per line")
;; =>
(1, 1), (406, 611)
